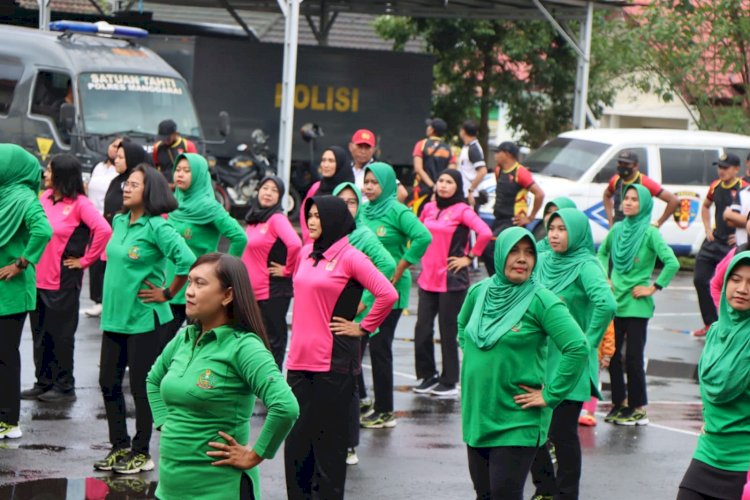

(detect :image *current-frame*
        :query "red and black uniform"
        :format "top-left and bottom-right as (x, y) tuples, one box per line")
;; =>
(606, 173), (663, 224)
(152, 137), (197, 183)
(411, 137), (455, 214)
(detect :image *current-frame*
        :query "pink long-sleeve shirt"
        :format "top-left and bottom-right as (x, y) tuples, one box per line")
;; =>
(417, 201), (492, 293)
(36, 190), (112, 291)
(287, 237), (397, 373)
(242, 213), (302, 301)
(711, 247), (737, 309)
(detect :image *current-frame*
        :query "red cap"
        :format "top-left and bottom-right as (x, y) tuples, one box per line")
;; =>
(351, 129), (375, 147)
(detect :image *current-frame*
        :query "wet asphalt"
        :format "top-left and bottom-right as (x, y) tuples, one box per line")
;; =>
(0, 272), (707, 499)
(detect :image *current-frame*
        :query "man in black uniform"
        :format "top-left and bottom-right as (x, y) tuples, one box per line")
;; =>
(411, 118), (455, 215)
(152, 119), (197, 185)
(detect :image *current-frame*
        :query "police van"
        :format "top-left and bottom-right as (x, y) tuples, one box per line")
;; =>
(477, 129), (750, 256)
(0, 22), (223, 172)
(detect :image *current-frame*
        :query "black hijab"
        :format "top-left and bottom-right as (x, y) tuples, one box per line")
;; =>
(305, 195), (356, 265)
(435, 168), (466, 209)
(318, 146), (354, 196)
(245, 175), (285, 224)
(103, 140), (146, 222)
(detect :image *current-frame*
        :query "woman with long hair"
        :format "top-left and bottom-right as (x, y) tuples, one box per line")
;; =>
(413, 169), (492, 398)
(161, 153), (247, 348)
(147, 253), (299, 500)
(0, 144), (53, 439)
(458, 227), (588, 500)
(95, 164), (196, 474)
(22, 154), (111, 403)
(243, 175), (302, 369)
(285, 196), (397, 500)
(102, 140), (145, 223)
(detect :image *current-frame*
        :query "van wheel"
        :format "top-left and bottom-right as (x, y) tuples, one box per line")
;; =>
(214, 183), (231, 211)
(286, 189), (301, 221)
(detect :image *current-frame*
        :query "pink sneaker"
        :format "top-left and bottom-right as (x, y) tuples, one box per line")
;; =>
(578, 414), (597, 427)
(691, 325), (710, 337)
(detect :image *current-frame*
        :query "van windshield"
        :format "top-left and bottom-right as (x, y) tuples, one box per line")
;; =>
(525, 138), (609, 181)
(78, 73), (201, 139)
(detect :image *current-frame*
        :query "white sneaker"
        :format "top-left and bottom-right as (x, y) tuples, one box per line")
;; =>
(0, 422), (22, 439)
(84, 303), (103, 317)
(346, 448), (359, 465)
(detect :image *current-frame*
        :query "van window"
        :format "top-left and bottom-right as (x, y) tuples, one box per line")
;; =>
(593, 147), (649, 183)
(525, 138), (609, 181)
(660, 148), (720, 186)
(726, 148), (750, 167)
(30, 71), (73, 142)
(0, 56), (22, 115)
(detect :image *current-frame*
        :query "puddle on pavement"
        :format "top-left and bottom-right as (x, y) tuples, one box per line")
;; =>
(0, 477), (159, 498)
(416, 442), (459, 450)
(18, 444), (67, 452)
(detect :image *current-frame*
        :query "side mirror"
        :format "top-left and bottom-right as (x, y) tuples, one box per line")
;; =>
(218, 111), (231, 137)
(59, 103), (75, 131)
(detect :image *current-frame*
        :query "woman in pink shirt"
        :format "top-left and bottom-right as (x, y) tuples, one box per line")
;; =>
(413, 169), (492, 397)
(285, 195), (397, 500)
(21, 154), (111, 403)
(243, 175), (302, 369)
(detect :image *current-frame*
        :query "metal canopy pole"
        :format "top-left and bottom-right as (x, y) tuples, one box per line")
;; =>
(37, 0), (51, 30)
(573, 1), (593, 129)
(276, 0), (301, 211)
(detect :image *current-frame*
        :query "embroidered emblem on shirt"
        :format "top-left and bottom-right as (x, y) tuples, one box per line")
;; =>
(325, 259), (338, 271)
(511, 322), (522, 333)
(196, 369), (216, 389)
(376, 226), (387, 237)
(182, 227), (193, 241)
(260, 223), (269, 234)
(128, 246), (141, 260)
(62, 205), (72, 216)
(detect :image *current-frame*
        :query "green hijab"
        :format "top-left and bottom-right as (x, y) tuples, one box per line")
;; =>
(362, 162), (398, 220)
(464, 227), (540, 350)
(537, 208), (598, 293)
(333, 181), (368, 248)
(543, 196), (576, 215)
(0, 144), (42, 248)
(610, 184), (653, 274)
(699, 251), (750, 404)
(170, 153), (226, 225)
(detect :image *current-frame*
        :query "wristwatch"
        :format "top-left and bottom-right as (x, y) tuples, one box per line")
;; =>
(162, 288), (173, 301)
(14, 258), (28, 270)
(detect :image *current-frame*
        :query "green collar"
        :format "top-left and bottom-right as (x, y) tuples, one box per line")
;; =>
(183, 324), (236, 346)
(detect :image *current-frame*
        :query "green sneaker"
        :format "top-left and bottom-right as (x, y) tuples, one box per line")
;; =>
(360, 411), (397, 429)
(603, 406), (624, 423)
(0, 422), (22, 439)
(614, 408), (649, 426)
(93, 447), (130, 471)
(112, 451), (155, 474)
(359, 398), (374, 418)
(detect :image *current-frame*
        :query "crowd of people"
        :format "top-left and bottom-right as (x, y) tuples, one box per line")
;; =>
(0, 113), (748, 500)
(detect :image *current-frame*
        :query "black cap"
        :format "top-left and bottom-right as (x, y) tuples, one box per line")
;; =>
(493, 141), (520, 158)
(713, 152), (741, 168)
(616, 151), (639, 164)
(158, 119), (178, 140)
(425, 117), (448, 136)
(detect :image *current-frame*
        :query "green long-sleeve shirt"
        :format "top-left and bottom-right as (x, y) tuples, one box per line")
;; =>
(147, 325), (299, 499)
(360, 204), (431, 309)
(166, 213), (248, 304)
(349, 226), (396, 325)
(458, 286), (589, 448)
(0, 200), (52, 316)
(540, 258), (616, 402)
(597, 226), (679, 318)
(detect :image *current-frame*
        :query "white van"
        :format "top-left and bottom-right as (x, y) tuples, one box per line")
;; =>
(477, 129), (750, 256)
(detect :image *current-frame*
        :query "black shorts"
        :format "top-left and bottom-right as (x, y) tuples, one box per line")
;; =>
(678, 458), (746, 500)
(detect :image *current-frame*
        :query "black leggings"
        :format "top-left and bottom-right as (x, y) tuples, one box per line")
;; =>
(258, 296), (292, 370)
(159, 304), (187, 351)
(369, 308), (402, 413)
(413, 288), (465, 385)
(88, 258), (106, 304)
(609, 317), (649, 408)
(467, 444), (538, 500)
(0, 313), (26, 426)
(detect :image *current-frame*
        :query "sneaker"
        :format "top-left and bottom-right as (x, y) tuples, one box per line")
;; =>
(691, 325), (709, 337)
(359, 398), (374, 418)
(0, 422), (22, 439)
(20, 385), (51, 400)
(429, 383), (458, 398)
(578, 414), (597, 427)
(93, 447), (131, 471)
(346, 447), (359, 465)
(614, 408), (649, 426)
(603, 406), (624, 423)
(112, 451), (155, 474)
(37, 388), (76, 403)
(360, 411), (397, 429)
(84, 303), (103, 317)
(412, 375), (439, 394)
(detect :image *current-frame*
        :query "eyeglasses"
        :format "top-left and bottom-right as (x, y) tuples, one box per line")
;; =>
(121, 181), (142, 190)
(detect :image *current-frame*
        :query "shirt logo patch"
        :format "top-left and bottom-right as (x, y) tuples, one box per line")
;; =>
(511, 322), (522, 333)
(196, 369), (216, 389)
(259, 223), (269, 234)
(376, 226), (387, 237)
(128, 246), (141, 260)
(182, 227), (193, 241)
(325, 259), (338, 271)
(62, 205), (72, 216)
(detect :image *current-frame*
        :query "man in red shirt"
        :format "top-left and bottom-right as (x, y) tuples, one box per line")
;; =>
(410, 118), (456, 215)
(152, 119), (197, 185)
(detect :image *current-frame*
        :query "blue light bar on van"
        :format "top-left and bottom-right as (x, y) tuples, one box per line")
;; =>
(49, 21), (148, 39)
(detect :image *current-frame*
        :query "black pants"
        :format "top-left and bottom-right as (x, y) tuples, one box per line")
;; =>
(285, 370), (356, 500)
(29, 288), (80, 393)
(414, 288), (466, 385)
(609, 317), (649, 408)
(482, 220), (513, 276)
(369, 308), (402, 413)
(158, 304), (187, 351)
(258, 296), (292, 370)
(530, 400), (584, 499)
(0, 313), (26, 426)
(88, 258), (106, 304)
(357, 335), (369, 400)
(99, 325), (164, 454)
(678, 459), (746, 500)
(467, 444), (538, 500)
(693, 239), (730, 326)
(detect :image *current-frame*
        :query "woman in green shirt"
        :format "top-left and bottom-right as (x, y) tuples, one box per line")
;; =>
(458, 226), (588, 500)
(147, 253), (299, 500)
(0, 144), (53, 440)
(95, 165), (196, 474)
(677, 251), (750, 500)
(597, 184), (679, 426)
(530, 208), (616, 499)
(359, 162), (432, 429)
(162, 153), (247, 347)
(535, 196), (576, 254)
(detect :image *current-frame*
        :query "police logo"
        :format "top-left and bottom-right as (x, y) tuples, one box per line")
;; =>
(376, 226), (387, 237)
(196, 369), (216, 389)
(62, 205), (72, 216)
(127, 246), (141, 260)
(182, 227), (193, 241)
(325, 259), (338, 271)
